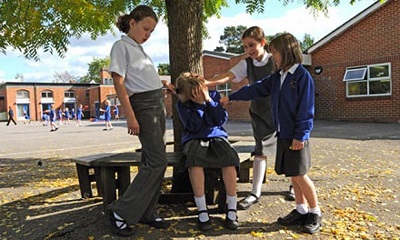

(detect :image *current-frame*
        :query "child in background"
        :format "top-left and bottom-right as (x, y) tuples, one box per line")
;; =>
(221, 33), (322, 234)
(64, 107), (71, 124)
(176, 72), (240, 231)
(76, 104), (84, 127)
(113, 104), (120, 120)
(100, 100), (113, 131)
(71, 108), (76, 122)
(23, 111), (31, 124)
(57, 108), (63, 126)
(48, 105), (58, 132)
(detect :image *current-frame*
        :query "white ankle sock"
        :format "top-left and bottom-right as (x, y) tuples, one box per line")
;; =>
(309, 206), (321, 216)
(296, 204), (309, 215)
(194, 195), (209, 222)
(226, 195), (237, 220)
(251, 157), (266, 197)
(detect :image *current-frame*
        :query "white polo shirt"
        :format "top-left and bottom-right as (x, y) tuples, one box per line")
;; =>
(109, 35), (162, 96)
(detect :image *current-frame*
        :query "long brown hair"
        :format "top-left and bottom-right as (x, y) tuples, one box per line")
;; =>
(269, 33), (303, 71)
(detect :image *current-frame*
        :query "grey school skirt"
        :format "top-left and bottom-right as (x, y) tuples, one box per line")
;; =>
(183, 137), (240, 168)
(275, 138), (311, 177)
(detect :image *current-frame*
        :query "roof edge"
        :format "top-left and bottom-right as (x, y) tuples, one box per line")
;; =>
(306, 0), (388, 54)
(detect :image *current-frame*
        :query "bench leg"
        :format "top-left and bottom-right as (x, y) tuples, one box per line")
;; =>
(116, 166), (130, 197)
(100, 167), (117, 208)
(238, 158), (251, 183)
(94, 167), (103, 197)
(76, 164), (93, 198)
(217, 179), (227, 213)
(204, 168), (220, 205)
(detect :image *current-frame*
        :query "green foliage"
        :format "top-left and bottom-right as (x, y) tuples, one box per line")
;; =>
(0, 0), (127, 61)
(0, 0), (334, 61)
(219, 25), (247, 54)
(157, 63), (170, 75)
(300, 33), (314, 51)
(80, 57), (110, 83)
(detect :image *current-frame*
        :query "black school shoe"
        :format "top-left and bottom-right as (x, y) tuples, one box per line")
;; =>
(197, 210), (212, 231)
(107, 210), (136, 237)
(302, 213), (322, 234)
(237, 193), (259, 210)
(277, 209), (308, 226)
(224, 209), (239, 230)
(285, 185), (296, 201)
(139, 217), (170, 229)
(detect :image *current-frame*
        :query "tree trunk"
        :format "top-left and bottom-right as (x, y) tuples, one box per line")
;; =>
(166, 0), (204, 152)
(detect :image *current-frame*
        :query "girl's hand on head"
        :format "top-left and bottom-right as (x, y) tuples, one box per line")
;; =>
(201, 85), (211, 102)
(191, 87), (205, 104)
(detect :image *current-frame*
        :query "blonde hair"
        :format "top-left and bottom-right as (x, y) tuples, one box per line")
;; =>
(105, 100), (111, 105)
(175, 72), (206, 103)
(269, 33), (303, 71)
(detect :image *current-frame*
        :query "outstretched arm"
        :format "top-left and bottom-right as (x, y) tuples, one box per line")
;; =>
(205, 71), (235, 87)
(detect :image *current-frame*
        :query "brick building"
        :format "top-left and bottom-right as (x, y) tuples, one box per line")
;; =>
(0, 68), (172, 122)
(0, 82), (97, 122)
(306, 0), (399, 123)
(203, 0), (399, 123)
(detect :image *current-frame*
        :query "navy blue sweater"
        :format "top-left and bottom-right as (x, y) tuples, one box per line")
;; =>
(229, 65), (314, 141)
(177, 90), (228, 145)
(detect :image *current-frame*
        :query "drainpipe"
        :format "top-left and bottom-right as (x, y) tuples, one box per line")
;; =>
(33, 83), (38, 121)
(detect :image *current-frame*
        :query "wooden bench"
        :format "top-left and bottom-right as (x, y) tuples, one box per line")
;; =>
(73, 142), (253, 208)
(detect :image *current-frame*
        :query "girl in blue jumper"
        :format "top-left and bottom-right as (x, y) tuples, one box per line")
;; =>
(176, 72), (240, 231)
(76, 104), (84, 126)
(100, 100), (113, 130)
(221, 33), (322, 234)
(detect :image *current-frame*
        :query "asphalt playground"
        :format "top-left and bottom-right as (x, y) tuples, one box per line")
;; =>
(1, 118), (400, 161)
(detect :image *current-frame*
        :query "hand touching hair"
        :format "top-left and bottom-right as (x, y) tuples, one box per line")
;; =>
(175, 72), (210, 103)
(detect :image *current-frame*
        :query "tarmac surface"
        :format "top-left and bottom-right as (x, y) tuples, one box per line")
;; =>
(0, 118), (399, 239)
(1, 118), (399, 160)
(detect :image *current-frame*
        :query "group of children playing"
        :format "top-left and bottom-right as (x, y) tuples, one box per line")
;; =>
(41, 102), (119, 132)
(106, 4), (321, 237)
(42, 104), (85, 131)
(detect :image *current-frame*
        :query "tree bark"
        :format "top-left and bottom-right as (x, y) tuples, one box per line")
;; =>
(166, 0), (204, 152)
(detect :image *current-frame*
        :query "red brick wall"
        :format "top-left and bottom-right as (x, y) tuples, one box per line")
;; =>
(310, 0), (400, 122)
(0, 84), (98, 121)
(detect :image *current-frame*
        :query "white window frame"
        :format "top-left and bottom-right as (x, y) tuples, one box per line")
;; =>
(41, 91), (53, 98)
(343, 67), (367, 81)
(16, 90), (29, 99)
(216, 82), (231, 98)
(64, 91), (75, 98)
(345, 63), (391, 98)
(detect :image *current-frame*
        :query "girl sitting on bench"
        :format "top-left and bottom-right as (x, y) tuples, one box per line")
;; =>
(175, 72), (240, 231)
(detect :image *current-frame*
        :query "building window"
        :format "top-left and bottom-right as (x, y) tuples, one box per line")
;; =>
(216, 82), (231, 98)
(344, 63), (391, 97)
(64, 91), (75, 98)
(104, 78), (113, 85)
(41, 91), (53, 98)
(85, 90), (90, 100)
(17, 90), (29, 99)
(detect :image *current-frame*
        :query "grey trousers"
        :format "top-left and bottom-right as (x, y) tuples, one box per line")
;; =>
(110, 88), (167, 224)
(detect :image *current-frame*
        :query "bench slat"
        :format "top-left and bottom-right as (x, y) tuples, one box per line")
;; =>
(92, 152), (181, 167)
